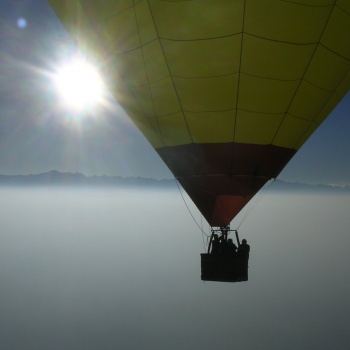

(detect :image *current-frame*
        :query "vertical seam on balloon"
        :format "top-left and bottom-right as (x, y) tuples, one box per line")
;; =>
(228, 0), (246, 186)
(228, 0), (246, 179)
(132, 1), (167, 148)
(145, 0), (194, 145)
(270, 3), (337, 149)
(232, 0), (246, 145)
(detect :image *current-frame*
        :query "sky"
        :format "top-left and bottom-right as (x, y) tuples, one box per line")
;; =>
(0, 0), (349, 184)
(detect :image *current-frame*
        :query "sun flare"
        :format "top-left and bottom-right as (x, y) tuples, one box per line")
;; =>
(54, 58), (104, 111)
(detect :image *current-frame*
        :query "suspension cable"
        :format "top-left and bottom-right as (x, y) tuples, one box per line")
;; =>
(236, 179), (273, 230)
(174, 179), (210, 239)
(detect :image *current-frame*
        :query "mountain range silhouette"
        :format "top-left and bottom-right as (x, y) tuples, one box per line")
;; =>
(0, 170), (349, 192)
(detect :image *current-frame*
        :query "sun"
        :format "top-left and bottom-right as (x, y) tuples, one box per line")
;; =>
(54, 58), (105, 111)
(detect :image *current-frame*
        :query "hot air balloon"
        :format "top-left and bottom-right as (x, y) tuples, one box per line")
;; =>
(49, 0), (350, 282)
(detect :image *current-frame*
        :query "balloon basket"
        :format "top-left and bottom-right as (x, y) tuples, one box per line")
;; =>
(200, 253), (248, 283)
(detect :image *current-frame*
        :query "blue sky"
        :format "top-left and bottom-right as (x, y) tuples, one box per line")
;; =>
(0, 0), (349, 184)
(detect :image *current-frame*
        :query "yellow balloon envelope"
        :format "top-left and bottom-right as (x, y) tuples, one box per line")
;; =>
(49, 0), (350, 226)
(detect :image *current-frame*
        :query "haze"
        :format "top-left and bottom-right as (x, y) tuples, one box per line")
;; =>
(0, 186), (349, 350)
